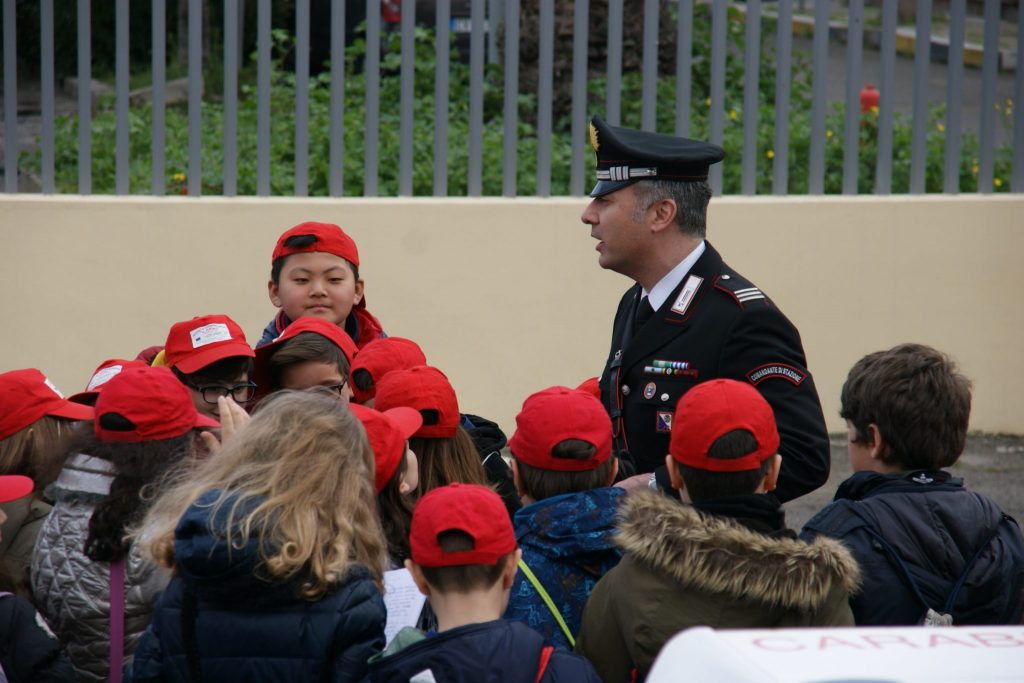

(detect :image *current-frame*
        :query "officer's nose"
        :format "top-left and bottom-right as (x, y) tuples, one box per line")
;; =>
(581, 200), (598, 226)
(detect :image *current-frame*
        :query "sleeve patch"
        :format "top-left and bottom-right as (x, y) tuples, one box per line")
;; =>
(746, 363), (807, 386)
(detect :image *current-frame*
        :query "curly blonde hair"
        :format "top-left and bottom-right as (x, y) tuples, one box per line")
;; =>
(137, 390), (386, 597)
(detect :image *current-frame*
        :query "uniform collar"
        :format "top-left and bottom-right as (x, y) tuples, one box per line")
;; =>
(643, 240), (706, 312)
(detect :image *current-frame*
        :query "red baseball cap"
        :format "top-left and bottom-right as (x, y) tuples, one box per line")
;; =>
(254, 317), (359, 393)
(68, 358), (150, 405)
(272, 221), (360, 268)
(350, 338), (427, 404)
(0, 369), (95, 440)
(575, 376), (601, 400)
(94, 366), (219, 443)
(350, 403), (423, 493)
(669, 379), (780, 472)
(163, 315), (254, 375)
(0, 475), (33, 504)
(374, 365), (459, 439)
(410, 483), (516, 568)
(509, 386), (612, 472)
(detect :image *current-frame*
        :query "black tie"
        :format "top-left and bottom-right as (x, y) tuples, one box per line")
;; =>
(634, 296), (655, 333)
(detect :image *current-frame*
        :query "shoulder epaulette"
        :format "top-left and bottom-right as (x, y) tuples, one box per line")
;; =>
(714, 273), (767, 307)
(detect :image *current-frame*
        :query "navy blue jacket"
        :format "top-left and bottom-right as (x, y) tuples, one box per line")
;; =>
(0, 592), (77, 683)
(504, 487), (624, 648)
(128, 494), (386, 683)
(801, 470), (1024, 625)
(366, 619), (601, 682)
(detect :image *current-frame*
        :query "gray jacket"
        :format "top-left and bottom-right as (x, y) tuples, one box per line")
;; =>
(31, 453), (169, 683)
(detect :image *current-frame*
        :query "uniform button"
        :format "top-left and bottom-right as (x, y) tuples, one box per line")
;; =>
(721, 274), (731, 280)
(660, 393), (670, 402)
(621, 385), (631, 396)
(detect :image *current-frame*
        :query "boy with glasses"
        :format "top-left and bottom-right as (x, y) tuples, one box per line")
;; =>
(254, 316), (358, 402)
(159, 314), (256, 421)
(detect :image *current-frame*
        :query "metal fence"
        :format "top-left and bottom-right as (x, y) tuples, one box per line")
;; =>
(2, 0), (1022, 196)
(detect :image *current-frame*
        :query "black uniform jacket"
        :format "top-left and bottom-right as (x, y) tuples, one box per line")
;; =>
(599, 242), (830, 502)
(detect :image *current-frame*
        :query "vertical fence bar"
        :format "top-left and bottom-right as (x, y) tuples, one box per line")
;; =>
(188, 0), (202, 196)
(708, 0), (727, 193)
(808, 0), (829, 194)
(399, 0), (415, 195)
(224, 0), (238, 196)
(116, 0), (129, 194)
(909, 1), (931, 194)
(1014, 5), (1024, 192)
(675, 0), (692, 137)
(3, 0), (16, 192)
(875, 0), (896, 193)
(943, 0), (965, 194)
(740, 0), (760, 195)
(487, 0), (499, 64)
(257, 0), (271, 195)
(468, 0), (485, 195)
(295, 0), (310, 196)
(607, 0), (623, 126)
(502, 0), (520, 196)
(641, 0), (659, 131)
(536, 0), (553, 196)
(152, 0), (166, 196)
(433, 0), (450, 196)
(569, 0), (589, 195)
(842, 0), (863, 194)
(771, 0), (791, 195)
(41, 0), (55, 193)
(329, 0), (345, 196)
(76, 0), (90, 193)
(977, 0), (1000, 194)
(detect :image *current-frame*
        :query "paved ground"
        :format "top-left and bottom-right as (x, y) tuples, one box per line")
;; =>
(786, 433), (1024, 530)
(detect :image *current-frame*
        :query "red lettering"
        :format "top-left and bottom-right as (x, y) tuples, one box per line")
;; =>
(752, 637), (803, 652)
(818, 636), (866, 650)
(970, 633), (1024, 648)
(927, 634), (976, 648)
(862, 635), (920, 649)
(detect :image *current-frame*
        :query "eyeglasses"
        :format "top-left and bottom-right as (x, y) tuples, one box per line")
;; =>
(323, 380), (349, 398)
(189, 381), (258, 405)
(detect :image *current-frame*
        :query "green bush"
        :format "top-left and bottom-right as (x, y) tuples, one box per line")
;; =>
(20, 7), (1015, 196)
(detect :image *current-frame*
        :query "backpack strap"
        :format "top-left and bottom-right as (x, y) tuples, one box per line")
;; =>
(109, 558), (126, 683)
(534, 645), (554, 683)
(517, 558), (575, 648)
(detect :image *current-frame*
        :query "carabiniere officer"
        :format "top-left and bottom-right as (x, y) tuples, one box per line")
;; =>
(581, 115), (830, 502)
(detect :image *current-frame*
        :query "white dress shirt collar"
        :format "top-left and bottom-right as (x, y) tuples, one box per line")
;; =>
(643, 240), (706, 312)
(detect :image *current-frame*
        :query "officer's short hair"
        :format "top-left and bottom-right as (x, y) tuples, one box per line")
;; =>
(676, 428), (772, 501)
(631, 179), (712, 239)
(514, 438), (616, 501)
(841, 343), (971, 470)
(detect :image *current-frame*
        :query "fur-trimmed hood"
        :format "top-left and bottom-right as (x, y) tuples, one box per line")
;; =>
(616, 491), (860, 612)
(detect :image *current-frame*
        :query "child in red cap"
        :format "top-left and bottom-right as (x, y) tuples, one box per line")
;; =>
(258, 221), (385, 350)
(156, 314), (256, 422)
(0, 474), (78, 681)
(254, 316), (359, 402)
(349, 337), (426, 405)
(129, 390), (387, 683)
(350, 404), (422, 566)
(366, 483), (601, 682)
(503, 386), (623, 650)
(576, 379), (858, 683)
(31, 366), (218, 683)
(0, 368), (94, 593)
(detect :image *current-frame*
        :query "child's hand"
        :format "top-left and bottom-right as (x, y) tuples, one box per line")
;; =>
(614, 473), (656, 493)
(199, 396), (252, 454)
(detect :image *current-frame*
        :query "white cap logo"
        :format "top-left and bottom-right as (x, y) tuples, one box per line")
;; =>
(190, 323), (233, 348)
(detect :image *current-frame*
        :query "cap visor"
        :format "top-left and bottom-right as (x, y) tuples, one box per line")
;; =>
(589, 178), (638, 198)
(383, 406), (423, 440)
(193, 413), (221, 429)
(173, 342), (255, 374)
(49, 400), (95, 421)
(0, 475), (34, 504)
(66, 391), (99, 406)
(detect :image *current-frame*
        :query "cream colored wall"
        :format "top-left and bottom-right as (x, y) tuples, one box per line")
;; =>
(1, 194), (1021, 435)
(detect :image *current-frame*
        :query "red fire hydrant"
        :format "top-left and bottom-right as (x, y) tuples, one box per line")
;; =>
(860, 84), (880, 113)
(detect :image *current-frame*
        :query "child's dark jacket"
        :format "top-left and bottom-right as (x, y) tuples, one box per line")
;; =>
(576, 490), (858, 683)
(366, 619), (601, 682)
(504, 487), (624, 648)
(127, 493), (386, 683)
(801, 470), (1024, 625)
(257, 307), (384, 349)
(0, 591), (77, 682)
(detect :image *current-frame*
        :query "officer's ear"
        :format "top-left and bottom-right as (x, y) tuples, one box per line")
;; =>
(648, 197), (679, 234)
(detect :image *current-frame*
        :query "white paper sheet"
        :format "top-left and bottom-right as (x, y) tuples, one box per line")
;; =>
(383, 567), (427, 645)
